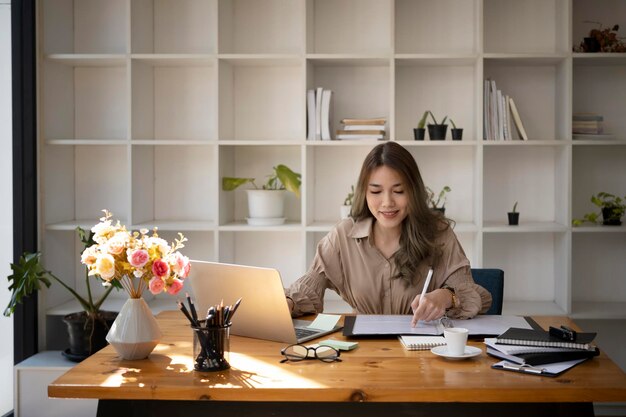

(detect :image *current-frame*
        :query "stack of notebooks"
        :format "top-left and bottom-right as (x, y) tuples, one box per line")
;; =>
(336, 117), (387, 140)
(486, 327), (599, 377)
(573, 113), (603, 135)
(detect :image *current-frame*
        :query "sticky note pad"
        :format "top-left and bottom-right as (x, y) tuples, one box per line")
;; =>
(308, 314), (341, 331)
(319, 339), (359, 351)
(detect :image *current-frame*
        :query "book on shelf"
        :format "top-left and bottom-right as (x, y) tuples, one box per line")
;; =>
(340, 117), (386, 126)
(307, 87), (333, 140)
(320, 89), (333, 140)
(484, 338), (599, 366)
(399, 335), (446, 351)
(315, 86), (323, 140)
(335, 133), (386, 140)
(307, 89), (316, 141)
(343, 124), (387, 131)
(496, 327), (597, 350)
(508, 97), (528, 141)
(573, 113), (603, 122)
(484, 79), (528, 141)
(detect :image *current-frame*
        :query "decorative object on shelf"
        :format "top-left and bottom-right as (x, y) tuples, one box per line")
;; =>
(4, 227), (120, 362)
(572, 192), (626, 226)
(414, 111), (428, 140)
(572, 113), (604, 135)
(508, 201), (520, 226)
(340, 185), (355, 219)
(426, 111), (448, 140)
(336, 117), (387, 141)
(222, 164), (301, 225)
(82, 210), (191, 360)
(450, 119), (463, 140)
(426, 186), (451, 214)
(573, 22), (626, 53)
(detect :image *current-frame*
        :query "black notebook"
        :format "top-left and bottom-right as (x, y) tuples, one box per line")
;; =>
(496, 327), (597, 350)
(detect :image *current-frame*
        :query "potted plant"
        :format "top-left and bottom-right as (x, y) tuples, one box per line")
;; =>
(450, 119), (463, 140)
(426, 185), (451, 214)
(340, 185), (355, 219)
(572, 192), (626, 226)
(414, 111), (428, 140)
(426, 111), (448, 140)
(508, 201), (519, 225)
(574, 22), (626, 53)
(4, 227), (119, 362)
(222, 164), (301, 225)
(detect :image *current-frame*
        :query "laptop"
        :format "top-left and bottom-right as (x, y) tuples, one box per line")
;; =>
(189, 260), (342, 344)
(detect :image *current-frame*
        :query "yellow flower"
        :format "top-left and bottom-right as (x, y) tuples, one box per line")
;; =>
(95, 253), (116, 281)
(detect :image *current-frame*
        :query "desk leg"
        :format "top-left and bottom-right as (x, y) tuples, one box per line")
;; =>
(97, 400), (595, 417)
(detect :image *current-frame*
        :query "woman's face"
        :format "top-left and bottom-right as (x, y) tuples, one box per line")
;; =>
(366, 166), (409, 231)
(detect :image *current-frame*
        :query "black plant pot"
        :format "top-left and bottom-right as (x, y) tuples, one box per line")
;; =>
(451, 128), (463, 140)
(584, 37), (601, 52)
(601, 207), (623, 226)
(413, 128), (425, 140)
(508, 212), (519, 226)
(433, 207), (446, 216)
(63, 310), (117, 362)
(428, 124), (448, 140)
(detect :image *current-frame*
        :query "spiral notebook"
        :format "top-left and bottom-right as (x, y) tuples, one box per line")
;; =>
(399, 335), (446, 351)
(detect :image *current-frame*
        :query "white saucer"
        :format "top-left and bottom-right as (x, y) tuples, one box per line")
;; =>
(431, 345), (482, 360)
(246, 217), (286, 226)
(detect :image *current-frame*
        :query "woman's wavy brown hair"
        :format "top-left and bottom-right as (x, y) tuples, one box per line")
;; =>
(351, 142), (450, 286)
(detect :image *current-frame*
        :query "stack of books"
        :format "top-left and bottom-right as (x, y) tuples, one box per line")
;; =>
(307, 87), (333, 141)
(486, 327), (599, 377)
(573, 113), (603, 135)
(336, 117), (387, 140)
(484, 79), (528, 141)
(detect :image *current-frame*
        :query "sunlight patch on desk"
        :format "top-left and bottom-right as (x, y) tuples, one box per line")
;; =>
(100, 367), (142, 387)
(165, 354), (195, 373)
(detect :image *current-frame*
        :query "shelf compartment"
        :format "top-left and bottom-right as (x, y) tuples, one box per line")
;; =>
(131, 145), (217, 225)
(219, 60), (304, 140)
(484, 0), (568, 54)
(395, 58), (478, 142)
(395, 0), (478, 54)
(131, 59), (217, 141)
(42, 0), (127, 54)
(43, 61), (127, 141)
(572, 0), (626, 54)
(42, 144), (129, 226)
(131, 0), (217, 54)
(218, 231), (305, 287)
(573, 61), (626, 141)
(572, 233), (626, 317)
(306, 0), (391, 54)
(484, 232), (569, 313)
(218, 0), (304, 54)
(218, 145), (302, 224)
(484, 146), (568, 225)
(484, 58), (569, 141)
(572, 146), (626, 223)
(307, 59), (390, 141)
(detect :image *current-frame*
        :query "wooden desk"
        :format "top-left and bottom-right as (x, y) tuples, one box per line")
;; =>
(49, 313), (626, 416)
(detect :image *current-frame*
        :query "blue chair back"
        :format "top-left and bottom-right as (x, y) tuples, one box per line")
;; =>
(470, 268), (504, 315)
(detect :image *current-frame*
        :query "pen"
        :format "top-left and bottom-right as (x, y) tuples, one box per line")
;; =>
(186, 292), (198, 323)
(411, 268), (433, 327)
(177, 300), (196, 326)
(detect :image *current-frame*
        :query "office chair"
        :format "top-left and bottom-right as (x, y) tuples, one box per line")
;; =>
(470, 268), (504, 315)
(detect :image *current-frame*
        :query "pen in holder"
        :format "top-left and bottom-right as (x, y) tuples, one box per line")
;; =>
(192, 319), (231, 372)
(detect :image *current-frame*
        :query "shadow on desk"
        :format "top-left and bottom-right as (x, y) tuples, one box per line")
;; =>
(97, 400), (595, 417)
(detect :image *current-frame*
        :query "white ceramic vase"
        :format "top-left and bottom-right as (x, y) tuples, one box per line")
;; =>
(106, 297), (162, 360)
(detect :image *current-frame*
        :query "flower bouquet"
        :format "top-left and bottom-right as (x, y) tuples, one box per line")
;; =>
(81, 210), (191, 359)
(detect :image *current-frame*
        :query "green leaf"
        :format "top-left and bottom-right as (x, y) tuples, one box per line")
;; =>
(274, 165), (301, 198)
(222, 177), (256, 191)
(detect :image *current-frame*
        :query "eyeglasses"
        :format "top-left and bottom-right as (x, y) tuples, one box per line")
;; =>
(280, 344), (341, 363)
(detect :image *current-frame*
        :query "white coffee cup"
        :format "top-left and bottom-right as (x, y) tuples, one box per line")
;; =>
(444, 327), (469, 356)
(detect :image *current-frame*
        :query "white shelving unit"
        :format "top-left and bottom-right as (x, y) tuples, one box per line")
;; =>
(37, 0), (626, 350)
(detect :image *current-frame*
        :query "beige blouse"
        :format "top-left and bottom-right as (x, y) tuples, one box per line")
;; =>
(285, 217), (492, 319)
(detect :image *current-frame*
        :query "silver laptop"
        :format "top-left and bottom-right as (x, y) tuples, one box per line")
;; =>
(189, 260), (342, 344)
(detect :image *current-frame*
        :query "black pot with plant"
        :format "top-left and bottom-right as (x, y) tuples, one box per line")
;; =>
(427, 185), (451, 215)
(572, 192), (626, 226)
(414, 111), (428, 140)
(450, 119), (463, 140)
(426, 111), (448, 140)
(508, 201), (520, 226)
(4, 227), (121, 362)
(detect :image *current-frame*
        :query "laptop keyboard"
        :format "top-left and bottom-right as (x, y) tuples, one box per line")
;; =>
(295, 327), (319, 339)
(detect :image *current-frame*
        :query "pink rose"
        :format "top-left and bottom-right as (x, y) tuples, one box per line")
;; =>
(170, 252), (190, 278)
(167, 278), (184, 295)
(181, 261), (190, 279)
(151, 258), (170, 278)
(128, 249), (149, 268)
(149, 277), (164, 294)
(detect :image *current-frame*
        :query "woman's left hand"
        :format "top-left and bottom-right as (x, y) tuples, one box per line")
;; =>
(410, 289), (452, 326)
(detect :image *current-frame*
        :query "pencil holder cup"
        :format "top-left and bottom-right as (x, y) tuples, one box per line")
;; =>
(192, 321), (231, 372)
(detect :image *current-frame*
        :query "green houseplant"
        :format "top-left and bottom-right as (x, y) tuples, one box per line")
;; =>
(508, 201), (519, 225)
(414, 111), (429, 140)
(573, 192), (626, 226)
(4, 227), (119, 361)
(340, 185), (355, 219)
(449, 118), (463, 140)
(222, 164), (301, 224)
(426, 111), (448, 140)
(426, 185), (451, 214)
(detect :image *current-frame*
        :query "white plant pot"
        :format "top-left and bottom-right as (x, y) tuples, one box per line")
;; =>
(246, 189), (286, 219)
(106, 297), (162, 360)
(340, 205), (352, 219)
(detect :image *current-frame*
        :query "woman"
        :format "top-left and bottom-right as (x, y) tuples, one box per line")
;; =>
(286, 141), (491, 324)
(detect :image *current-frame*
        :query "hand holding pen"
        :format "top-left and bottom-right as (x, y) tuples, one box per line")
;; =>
(410, 268), (433, 327)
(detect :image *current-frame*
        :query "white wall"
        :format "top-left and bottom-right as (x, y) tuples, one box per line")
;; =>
(0, 0), (14, 414)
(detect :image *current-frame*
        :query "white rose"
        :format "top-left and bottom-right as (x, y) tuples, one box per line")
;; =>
(95, 253), (116, 280)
